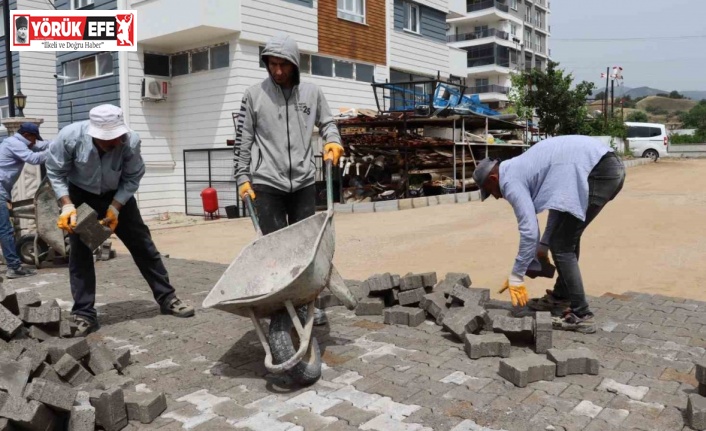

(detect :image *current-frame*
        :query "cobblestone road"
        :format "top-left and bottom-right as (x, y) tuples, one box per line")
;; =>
(5, 256), (705, 430)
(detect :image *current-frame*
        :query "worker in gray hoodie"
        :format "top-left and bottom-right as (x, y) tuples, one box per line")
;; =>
(233, 33), (344, 325)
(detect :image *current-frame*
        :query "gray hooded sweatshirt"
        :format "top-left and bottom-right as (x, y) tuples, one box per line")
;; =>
(233, 33), (341, 193)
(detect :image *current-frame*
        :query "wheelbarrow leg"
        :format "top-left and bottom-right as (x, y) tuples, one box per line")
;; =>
(249, 299), (316, 374)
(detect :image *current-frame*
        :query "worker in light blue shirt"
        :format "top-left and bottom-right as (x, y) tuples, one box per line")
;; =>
(45, 104), (195, 337)
(0, 122), (50, 279)
(473, 135), (626, 334)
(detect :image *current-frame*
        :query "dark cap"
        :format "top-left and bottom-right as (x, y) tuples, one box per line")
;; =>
(18, 122), (43, 141)
(15, 16), (28, 29)
(472, 157), (500, 201)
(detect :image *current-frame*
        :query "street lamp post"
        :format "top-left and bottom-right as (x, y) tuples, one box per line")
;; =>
(13, 90), (27, 117)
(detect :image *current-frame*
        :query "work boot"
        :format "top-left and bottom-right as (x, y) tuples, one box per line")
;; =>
(553, 311), (596, 334)
(160, 297), (195, 317)
(6, 266), (37, 279)
(314, 307), (328, 326)
(72, 315), (100, 337)
(527, 289), (570, 316)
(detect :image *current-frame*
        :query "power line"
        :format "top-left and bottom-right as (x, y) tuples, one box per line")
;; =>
(552, 35), (706, 42)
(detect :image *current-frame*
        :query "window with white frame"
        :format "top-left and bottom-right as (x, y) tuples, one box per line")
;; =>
(337, 0), (365, 24)
(72, 0), (94, 9)
(0, 106), (8, 119)
(0, 7), (4, 37)
(170, 44), (229, 77)
(0, 77), (6, 99)
(404, 1), (420, 34)
(62, 52), (113, 84)
(258, 46), (376, 83)
(510, 0), (518, 10)
(510, 23), (518, 36)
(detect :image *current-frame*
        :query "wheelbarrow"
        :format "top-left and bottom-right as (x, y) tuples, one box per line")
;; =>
(202, 158), (357, 385)
(5, 177), (67, 268)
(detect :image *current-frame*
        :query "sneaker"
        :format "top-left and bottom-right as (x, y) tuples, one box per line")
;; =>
(6, 267), (37, 279)
(73, 315), (100, 337)
(160, 297), (195, 318)
(527, 289), (570, 316)
(553, 311), (596, 334)
(314, 308), (328, 326)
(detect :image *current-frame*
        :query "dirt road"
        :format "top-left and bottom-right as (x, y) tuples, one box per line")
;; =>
(118, 158), (706, 301)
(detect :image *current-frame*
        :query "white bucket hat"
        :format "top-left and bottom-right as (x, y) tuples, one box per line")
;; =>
(86, 104), (130, 141)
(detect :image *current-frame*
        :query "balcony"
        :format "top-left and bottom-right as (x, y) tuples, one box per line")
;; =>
(447, 28), (510, 43)
(131, 0), (241, 50)
(467, 56), (517, 69)
(467, 84), (509, 94)
(467, 0), (509, 14)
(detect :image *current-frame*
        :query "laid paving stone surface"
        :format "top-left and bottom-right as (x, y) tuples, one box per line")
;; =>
(4, 259), (706, 430)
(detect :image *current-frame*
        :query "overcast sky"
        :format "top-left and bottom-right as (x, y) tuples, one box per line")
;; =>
(550, 0), (706, 92)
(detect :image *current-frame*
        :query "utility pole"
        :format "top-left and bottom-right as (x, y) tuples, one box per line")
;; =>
(604, 67), (609, 125)
(3, 0), (15, 117)
(610, 78), (615, 118)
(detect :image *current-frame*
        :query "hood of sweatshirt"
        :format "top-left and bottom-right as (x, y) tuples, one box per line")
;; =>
(261, 33), (301, 87)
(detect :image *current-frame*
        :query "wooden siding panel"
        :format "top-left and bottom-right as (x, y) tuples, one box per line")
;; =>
(318, 0), (386, 65)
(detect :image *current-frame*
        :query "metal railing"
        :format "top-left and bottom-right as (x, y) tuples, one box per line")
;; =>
(467, 85), (509, 94)
(467, 0), (509, 13)
(447, 28), (510, 43)
(467, 56), (516, 68)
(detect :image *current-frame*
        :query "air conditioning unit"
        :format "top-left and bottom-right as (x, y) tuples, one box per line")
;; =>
(141, 77), (168, 101)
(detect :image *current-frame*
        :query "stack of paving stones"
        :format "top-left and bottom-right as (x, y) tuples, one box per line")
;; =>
(0, 283), (166, 430)
(498, 347), (600, 388)
(688, 359), (706, 430)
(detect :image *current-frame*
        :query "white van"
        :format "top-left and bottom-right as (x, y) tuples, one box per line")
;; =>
(624, 122), (669, 160)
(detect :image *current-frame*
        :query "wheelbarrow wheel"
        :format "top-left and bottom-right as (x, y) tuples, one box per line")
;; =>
(268, 310), (322, 386)
(16, 234), (49, 265)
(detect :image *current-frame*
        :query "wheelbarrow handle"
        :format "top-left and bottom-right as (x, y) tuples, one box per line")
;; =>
(243, 195), (262, 237)
(325, 158), (334, 213)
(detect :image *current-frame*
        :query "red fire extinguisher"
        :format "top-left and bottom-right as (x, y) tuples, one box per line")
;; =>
(200, 187), (220, 219)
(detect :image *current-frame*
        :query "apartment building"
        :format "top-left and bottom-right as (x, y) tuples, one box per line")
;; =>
(446, 0), (550, 109)
(51, 0), (457, 216)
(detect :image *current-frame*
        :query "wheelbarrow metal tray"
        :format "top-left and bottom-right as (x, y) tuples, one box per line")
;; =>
(202, 212), (334, 318)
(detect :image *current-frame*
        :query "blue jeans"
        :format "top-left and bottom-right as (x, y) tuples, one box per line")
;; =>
(550, 152), (626, 316)
(0, 195), (21, 270)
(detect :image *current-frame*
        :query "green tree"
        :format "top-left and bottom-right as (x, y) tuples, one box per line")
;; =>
(626, 111), (649, 122)
(593, 91), (606, 101)
(680, 100), (706, 132)
(511, 60), (595, 136)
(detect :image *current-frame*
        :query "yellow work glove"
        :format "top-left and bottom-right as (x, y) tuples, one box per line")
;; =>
(323, 142), (344, 165)
(100, 205), (119, 233)
(499, 274), (528, 307)
(239, 181), (256, 201)
(57, 204), (77, 233)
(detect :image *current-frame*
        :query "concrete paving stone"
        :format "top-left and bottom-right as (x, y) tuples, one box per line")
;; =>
(27, 325), (53, 342)
(227, 411), (300, 431)
(595, 407), (630, 426)
(356, 297), (385, 316)
(384, 306), (409, 326)
(349, 282), (371, 301)
(0, 303), (23, 340)
(87, 343), (118, 376)
(368, 380), (420, 403)
(407, 376), (456, 396)
(435, 273), (471, 298)
(526, 380), (571, 396)
(21, 300), (61, 325)
(398, 288), (426, 307)
(24, 378), (78, 412)
(320, 421), (359, 431)
(0, 357), (32, 397)
(442, 306), (487, 341)
(326, 385), (383, 410)
(628, 374), (681, 394)
(366, 273), (394, 293)
(419, 273), (437, 289)
(446, 285), (489, 307)
(607, 395), (665, 419)
(403, 410), (462, 431)
(464, 333), (511, 359)
(534, 312), (553, 354)
(33, 362), (63, 385)
(323, 401), (378, 426)
(599, 369), (635, 384)
(642, 388), (688, 409)
(89, 387), (128, 431)
(279, 408), (337, 430)
(546, 348), (599, 377)
(700, 384), (706, 397)
(43, 338), (90, 363)
(523, 390), (579, 413)
(420, 292), (447, 325)
(616, 359), (665, 379)
(400, 274), (425, 292)
(373, 368), (418, 386)
(0, 393), (57, 430)
(287, 390), (342, 414)
(597, 377), (650, 401)
(571, 399), (603, 418)
(696, 359), (706, 385)
(441, 386), (499, 409)
(123, 391), (167, 424)
(492, 316), (534, 342)
(498, 355), (556, 388)
(54, 354), (94, 387)
(359, 414), (429, 431)
(688, 394), (706, 430)
(316, 291), (344, 309)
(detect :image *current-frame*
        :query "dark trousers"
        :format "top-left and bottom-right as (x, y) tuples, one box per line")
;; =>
(550, 152), (626, 316)
(252, 184), (316, 235)
(68, 183), (175, 323)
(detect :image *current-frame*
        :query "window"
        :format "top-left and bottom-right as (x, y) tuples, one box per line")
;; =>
(403, 2), (420, 34)
(0, 77), (6, 99)
(144, 53), (170, 77)
(0, 7), (4, 37)
(169, 44), (229, 76)
(627, 126), (661, 138)
(300, 54), (311, 74)
(71, 0), (94, 9)
(510, 23), (518, 36)
(475, 78), (489, 87)
(63, 52), (113, 84)
(337, 0), (365, 24)
(510, 0), (518, 10)
(334, 60), (354, 79)
(312, 56), (333, 77)
(0, 106), (8, 119)
(356, 63), (374, 83)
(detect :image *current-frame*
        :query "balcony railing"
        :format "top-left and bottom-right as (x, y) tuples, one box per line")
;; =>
(467, 0), (509, 14)
(467, 84), (510, 94)
(447, 28), (510, 43)
(467, 56), (517, 68)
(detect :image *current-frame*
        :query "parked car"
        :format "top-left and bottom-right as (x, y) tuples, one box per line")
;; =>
(624, 122), (669, 161)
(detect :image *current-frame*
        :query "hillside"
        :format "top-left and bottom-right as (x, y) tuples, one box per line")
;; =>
(594, 87), (706, 101)
(635, 96), (697, 113)
(683, 91), (706, 101)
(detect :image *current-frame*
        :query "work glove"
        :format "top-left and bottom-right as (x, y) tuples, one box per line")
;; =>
(239, 181), (256, 201)
(499, 274), (528, 307)
(57, 204), (77, 233)
(323, 142), (344, 165)
(100, 205), (119, 233)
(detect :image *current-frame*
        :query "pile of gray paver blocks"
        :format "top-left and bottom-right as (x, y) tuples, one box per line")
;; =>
(688, 360), (706, 430)
(0, 283), (166, 430)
